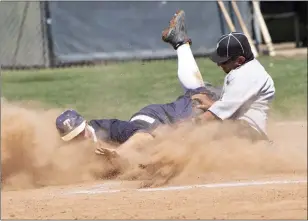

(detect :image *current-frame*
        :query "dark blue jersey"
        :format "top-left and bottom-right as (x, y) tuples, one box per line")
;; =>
(131, 86), (221, 125)
(88, 84), (222, 144)
(88, 119), (144, 144)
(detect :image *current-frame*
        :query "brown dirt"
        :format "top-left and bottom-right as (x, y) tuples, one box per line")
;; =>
(2, 182), (307, 219)
(1, 98), (307, 219)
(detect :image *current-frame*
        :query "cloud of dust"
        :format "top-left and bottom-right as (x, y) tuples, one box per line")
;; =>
(1, 98), (307, 190)
(1, 98), (124, 190)
(118, 121), (307, 188)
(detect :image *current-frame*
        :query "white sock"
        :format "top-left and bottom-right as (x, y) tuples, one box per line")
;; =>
(177, 43), (205, 91)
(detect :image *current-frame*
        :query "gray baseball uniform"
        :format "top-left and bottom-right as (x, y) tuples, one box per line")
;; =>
(208, 59), (275, 137)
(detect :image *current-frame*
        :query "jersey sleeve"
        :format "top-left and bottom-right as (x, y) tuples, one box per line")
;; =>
(208, 73), (268, 120)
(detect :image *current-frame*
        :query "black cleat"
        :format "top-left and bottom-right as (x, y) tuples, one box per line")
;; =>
(162, 10), (192, 50)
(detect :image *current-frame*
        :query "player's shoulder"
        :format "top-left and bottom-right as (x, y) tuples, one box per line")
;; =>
(88, 119), (105, 129)
(235, 59), (270, 78)
(245, 59), (268, 73)
(226, 59), (272, 88)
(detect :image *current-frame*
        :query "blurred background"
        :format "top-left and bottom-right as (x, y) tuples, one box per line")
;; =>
(0, 1), (307, 69)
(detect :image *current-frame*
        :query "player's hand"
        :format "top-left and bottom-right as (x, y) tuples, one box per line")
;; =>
(95, 145), (119, 158)
(191, 93), (215, 110)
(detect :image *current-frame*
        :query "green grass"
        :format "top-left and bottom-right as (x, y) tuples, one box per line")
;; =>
(1, 56), (307, 120)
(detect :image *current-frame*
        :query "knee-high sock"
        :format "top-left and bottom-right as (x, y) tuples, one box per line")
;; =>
(177, 43), (205, 92)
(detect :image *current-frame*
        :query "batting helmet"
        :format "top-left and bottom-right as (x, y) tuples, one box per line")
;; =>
(56, 109), (87, 141)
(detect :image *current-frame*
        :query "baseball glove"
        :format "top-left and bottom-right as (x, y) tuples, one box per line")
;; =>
(191, 93), (215, 124)
(191, 97), (205, 117)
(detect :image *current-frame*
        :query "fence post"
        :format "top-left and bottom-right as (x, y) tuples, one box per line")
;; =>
(217, 1), (226, 35)
(41, 1), (56, 68)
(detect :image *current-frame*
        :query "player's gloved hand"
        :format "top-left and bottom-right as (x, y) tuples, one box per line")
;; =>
(191, 93), (214, 111)
(191, 99), (206, 125)
(190, 93), (211, 125)
(191, 98), (205, 117)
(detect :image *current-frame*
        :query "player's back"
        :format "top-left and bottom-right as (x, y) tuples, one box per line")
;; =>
(133, 85), (221, 125)
(226, 59), (275, 135)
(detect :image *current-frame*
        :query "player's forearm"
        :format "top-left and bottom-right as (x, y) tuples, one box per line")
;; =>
(192, 94), (215, 110)
(207, 100), (242, 120)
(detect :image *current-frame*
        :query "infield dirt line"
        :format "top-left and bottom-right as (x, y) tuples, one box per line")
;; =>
(64, 179), (307, 196)
(275, 121), (306, 126)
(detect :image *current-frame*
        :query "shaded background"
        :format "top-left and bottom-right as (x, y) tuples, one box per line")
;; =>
(0, 1), (306, 68)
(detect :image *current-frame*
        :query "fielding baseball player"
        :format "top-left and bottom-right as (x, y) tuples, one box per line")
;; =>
(192, 31), (276, 141)
(55, 11), (222, 154)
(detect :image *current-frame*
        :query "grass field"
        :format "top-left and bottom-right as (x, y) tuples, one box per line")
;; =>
(1, 56), (307, 120)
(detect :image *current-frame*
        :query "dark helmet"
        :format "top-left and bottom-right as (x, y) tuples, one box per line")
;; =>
(55, 109), (86, 141)
(210, 32), (254, 65)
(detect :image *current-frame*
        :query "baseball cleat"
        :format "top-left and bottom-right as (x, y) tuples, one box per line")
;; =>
(162, 10), (192, 50)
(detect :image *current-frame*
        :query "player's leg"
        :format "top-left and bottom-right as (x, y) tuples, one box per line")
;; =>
(177, 44), (205, 91)
(162, 10), (205, 91)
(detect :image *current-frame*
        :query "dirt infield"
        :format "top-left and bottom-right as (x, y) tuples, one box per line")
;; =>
(2, 177), (307, 219)
(1, 99), (307, 219)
